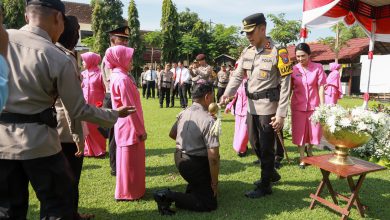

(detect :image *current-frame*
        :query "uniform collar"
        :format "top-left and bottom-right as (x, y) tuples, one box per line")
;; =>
(297, 61), (314, 73)
(192, 102), (207, 111)
(20, 25), (53, 42)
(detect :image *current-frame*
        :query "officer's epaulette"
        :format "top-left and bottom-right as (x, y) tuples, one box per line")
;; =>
(276, 46), (293, 77)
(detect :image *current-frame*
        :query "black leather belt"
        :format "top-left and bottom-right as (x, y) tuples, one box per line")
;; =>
(245, 82), (280, 101)
(0, 108), (57, 128)
(0, 112), (42, 124)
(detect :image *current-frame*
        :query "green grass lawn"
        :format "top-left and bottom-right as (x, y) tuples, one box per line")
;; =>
(27, 96), (390, 219)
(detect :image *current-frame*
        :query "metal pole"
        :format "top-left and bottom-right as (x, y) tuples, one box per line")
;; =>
(363, 20), (376, 109)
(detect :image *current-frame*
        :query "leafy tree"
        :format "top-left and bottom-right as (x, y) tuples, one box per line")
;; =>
(2, 0), (25, 29)
(91, 0), (124, 55)
(81, 36), (95, 49)
(144, 31), (162, 65)
(267, 13), (300, 47)
(178, 8), (201, 35)
(179, 33), (201, 63)
(229, 36), (250, 59)
(160, 0), (179, 63)
(209, 24), (240, 60)
(128, 0), (144, 72)
(319, 22), (366, 63)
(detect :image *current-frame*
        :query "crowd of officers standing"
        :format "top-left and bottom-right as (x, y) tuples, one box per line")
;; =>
(139, 56), (232, 108)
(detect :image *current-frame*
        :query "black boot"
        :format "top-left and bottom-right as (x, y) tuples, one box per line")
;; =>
(245, 185), (272, 198)
(153, 189), (175, 216)
(253, 171), (281, 186)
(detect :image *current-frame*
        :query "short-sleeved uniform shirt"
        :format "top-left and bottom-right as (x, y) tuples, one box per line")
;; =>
(176, 103), (219, 157)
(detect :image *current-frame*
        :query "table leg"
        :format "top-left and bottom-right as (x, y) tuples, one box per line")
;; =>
(341, 175), (366, 219)
(321, 169), (338, 205)
(310, 169), (329, 209)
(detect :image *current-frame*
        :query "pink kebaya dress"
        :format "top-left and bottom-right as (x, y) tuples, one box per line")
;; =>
(225, 78), (248, 153)
(291, 61), (326, 146)
(106, 45), (145, 200)
(325, 62), (343, 105)
(81, 52), (106, 157)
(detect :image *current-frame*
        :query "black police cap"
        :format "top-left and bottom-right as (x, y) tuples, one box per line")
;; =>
(241, 13), (267, 34)
(107, 26), (130, 38)
(26, 0), (65, 14)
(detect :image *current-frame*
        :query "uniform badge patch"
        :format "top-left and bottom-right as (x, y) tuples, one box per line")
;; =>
(277, 48), (292, 76)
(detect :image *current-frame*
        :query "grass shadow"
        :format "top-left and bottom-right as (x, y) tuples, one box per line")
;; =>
(83, 164), (102, 170)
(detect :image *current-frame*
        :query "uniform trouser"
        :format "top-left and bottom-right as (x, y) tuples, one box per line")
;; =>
(171, 84), (178, 106)
(103, 94), (116, 174)
(172, 150), (217, 212)
(146, 81), (155, 99)
(61, 143), (83, 219)
(247, 113), (276, 188)
(178, 84), (188, 107)
(0, 152), (74, 220)
(216, 87), (226, 103)
(184, 83), (192, 99)
(275, 130), (284, 160)
(142, 83), (147, 98)
(159, 87), (171, 107)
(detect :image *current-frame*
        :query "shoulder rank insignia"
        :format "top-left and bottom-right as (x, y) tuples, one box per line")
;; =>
(277, 47), (293, 76)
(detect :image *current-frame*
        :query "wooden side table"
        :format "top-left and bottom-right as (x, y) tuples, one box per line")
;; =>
(302, 154), (386, 220)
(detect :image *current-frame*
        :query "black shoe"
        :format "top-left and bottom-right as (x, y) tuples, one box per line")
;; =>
(110, 170), (116, 176)
(253, 160), (260, 165)
(275, 161), (283, 169)
(237, 151), (247, 157)
(170, 105), (174, 108)
(245, 186), (272, 198)
(160, 105), (163, 108)
(153, 189), (175, 216)
(253, 172), (281, 186)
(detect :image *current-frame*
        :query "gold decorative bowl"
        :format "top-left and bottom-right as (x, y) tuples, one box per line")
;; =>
(322, 125), (371, 165)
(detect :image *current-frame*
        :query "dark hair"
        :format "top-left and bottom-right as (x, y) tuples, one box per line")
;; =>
(295, 42), (311, 55)
(191, 81), (213, 99)
(58, 16), (80, 50)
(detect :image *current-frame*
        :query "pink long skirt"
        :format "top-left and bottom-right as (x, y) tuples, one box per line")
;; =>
(233, 115), (249, 153)
(115, 142), (145, 200)
(291, 110), (322, 146)
(83, 123), (106, 157)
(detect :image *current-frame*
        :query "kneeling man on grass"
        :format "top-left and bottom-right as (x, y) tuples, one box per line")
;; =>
(153, 81), (220, 215)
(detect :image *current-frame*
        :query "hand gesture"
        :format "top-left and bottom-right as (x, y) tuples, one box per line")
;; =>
(117, 106), (136, 118)
(270, 116), (285, 132)
(74, 141), (85, 157)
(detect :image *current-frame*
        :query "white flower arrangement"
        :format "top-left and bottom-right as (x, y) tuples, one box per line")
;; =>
(311, 104), (390, 161)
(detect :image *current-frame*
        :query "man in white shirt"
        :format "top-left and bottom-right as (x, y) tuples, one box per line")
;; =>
(170, 62), (178, 107)
(175, 61), (191, 108)
(145, 66), (157, 99)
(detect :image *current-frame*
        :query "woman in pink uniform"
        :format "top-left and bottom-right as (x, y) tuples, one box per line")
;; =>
(105, 45), (147, 201)
(225, 76), (248, 157)
(325, 62), (343, 105)
(291, 43), (326, 169)
(81, 52), (106, 157)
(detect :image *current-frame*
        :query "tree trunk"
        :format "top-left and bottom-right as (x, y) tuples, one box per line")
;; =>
(335, 23), (339, 64)
(151, 47), (154, 68)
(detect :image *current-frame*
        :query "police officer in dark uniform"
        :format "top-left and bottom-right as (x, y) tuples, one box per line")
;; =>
(220, 13), (292, 198)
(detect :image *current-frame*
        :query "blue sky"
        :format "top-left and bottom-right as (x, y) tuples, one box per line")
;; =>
(71, 0), (334, 42)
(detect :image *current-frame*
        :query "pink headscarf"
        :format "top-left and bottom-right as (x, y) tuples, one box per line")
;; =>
(328, 62), (343, 98)
(81, 52), (101, 72)
(104, 45), (134, 73)
(329, 62), (341, 72)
